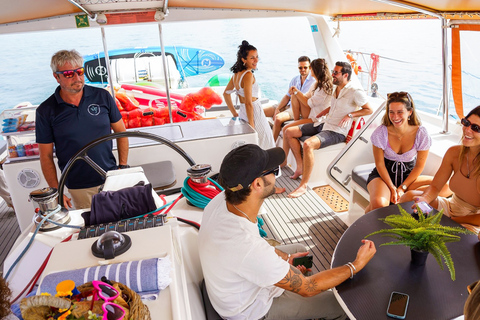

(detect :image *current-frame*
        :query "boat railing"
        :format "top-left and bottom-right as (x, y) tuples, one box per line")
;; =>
(133, 52), (156, 82)
(327, 100), (387, 194)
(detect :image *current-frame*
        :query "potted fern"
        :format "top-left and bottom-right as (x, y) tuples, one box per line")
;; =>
(365, 204), (475, 280)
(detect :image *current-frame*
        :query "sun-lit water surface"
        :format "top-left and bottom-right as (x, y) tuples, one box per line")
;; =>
(0, 17), (479, 117)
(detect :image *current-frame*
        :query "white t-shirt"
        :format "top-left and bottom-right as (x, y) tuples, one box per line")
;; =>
(306, 85), (331, 127)
(198, 192), (290, 319)
(323, 81), (369, 136)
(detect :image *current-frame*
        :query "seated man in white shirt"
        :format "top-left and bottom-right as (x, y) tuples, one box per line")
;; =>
(198, 144), (376, 320)
(284, 61), (373, 198)
(263, 56), (315, 142)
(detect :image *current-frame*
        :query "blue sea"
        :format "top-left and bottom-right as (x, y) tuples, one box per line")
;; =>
(0, 17), (479, 116)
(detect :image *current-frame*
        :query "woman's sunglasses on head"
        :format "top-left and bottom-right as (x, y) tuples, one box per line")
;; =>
(387, 91), (412, 103)
(55, 67), (85, 78)
(461, 118), (480, 133)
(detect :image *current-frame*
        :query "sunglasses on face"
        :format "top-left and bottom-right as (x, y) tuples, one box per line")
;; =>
(55, 67), (84, 78)
(461, 118), (480, 133)
(331, 70), (343, 76)
(298, 66), (309, 70)
(260, 166), (281, 179)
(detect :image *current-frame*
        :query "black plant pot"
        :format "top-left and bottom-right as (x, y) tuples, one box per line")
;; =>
(411, 249), (429, 266)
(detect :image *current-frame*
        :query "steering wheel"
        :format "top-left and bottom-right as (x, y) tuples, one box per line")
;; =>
(57, 131), (196, 209)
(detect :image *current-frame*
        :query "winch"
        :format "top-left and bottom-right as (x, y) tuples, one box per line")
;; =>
(187, 164), (212, 184)
(29, 187), (70, 231)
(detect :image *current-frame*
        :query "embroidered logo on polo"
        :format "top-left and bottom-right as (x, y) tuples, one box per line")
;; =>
(87, 104), (101, 116)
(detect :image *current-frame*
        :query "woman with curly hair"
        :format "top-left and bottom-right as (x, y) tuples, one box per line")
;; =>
(281, 59), (333, 186)
(288, 58), (333, 123)
(224, 40), (275, 150)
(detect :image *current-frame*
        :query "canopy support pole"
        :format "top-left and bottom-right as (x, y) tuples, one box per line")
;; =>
(371, 0), (449, 133)
(158, 23), (173, 124)
(441, 18), (449, 133)
(101, 27), (116, 99)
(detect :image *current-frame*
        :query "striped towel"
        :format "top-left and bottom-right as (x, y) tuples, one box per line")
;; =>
(38, 257), (171, 300)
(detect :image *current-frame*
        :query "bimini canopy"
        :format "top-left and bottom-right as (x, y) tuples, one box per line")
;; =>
(2, 0), (480, 26)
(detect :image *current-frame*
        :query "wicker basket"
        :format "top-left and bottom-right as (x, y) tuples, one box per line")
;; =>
(77, 281), (151, 320)
(20, 280), (151, 320)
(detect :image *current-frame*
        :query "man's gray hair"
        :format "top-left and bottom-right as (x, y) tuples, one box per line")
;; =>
(50, 49), (83, 72)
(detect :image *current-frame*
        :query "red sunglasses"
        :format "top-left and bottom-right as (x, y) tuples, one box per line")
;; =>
(55, 67), (85, 78)
(461, 118), (480, 133)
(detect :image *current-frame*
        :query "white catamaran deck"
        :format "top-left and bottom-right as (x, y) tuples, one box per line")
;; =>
(262, 166), (348, 273)
(0, 201), (19, 276)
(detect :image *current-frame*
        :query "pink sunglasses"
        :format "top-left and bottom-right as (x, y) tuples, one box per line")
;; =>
(91, 280), (126, 320)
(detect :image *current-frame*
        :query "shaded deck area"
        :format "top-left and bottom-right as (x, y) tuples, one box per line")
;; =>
(0, 200), (19, 276)
(261, 167), (348, 273)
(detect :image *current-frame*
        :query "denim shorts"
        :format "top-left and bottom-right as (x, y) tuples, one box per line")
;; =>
(299, 122), (346, 149)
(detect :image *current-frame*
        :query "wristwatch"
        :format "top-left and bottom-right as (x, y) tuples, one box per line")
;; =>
(400, 184), (407, 191)
(347, 113), (353, 119)
(118, 164), (130, 169)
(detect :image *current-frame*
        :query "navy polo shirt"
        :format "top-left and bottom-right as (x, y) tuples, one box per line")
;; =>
(36, 85), (122, 189)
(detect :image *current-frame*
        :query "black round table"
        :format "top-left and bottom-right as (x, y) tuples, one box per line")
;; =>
(332, 202), (480, 320)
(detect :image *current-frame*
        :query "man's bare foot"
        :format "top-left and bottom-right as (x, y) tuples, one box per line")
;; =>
(275, 187), (286, 194)
(288, 185), (307, 198)
(289, 170), (302, 180)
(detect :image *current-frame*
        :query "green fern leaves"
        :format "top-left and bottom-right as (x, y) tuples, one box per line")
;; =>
(365, 204), (475, 280)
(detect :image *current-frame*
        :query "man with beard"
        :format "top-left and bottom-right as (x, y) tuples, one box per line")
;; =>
(36, 50), (128, 209)
(198, 144), (376, 319)
(285, 61), (373, 198)
(263, 56), (315, 141)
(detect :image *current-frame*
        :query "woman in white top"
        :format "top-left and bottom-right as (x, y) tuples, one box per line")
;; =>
(224, 40), (275, 150)
(281, 58), (333, 176)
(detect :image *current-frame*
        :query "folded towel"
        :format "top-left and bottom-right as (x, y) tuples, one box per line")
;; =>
(38, 257), (171, 300)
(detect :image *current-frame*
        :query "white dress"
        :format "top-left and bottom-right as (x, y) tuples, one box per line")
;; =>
(226, 70), (275, 149)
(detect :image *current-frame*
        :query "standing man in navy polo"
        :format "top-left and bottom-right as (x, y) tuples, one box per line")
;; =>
(36, 49), (129, 209)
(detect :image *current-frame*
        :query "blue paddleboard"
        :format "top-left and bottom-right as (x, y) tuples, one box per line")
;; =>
(83, 46), (224, 85)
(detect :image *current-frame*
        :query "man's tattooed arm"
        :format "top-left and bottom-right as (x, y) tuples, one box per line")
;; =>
(275, 264), (352, 297)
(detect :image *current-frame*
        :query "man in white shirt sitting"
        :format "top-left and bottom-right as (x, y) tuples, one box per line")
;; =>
(284, 61), (373, 198)
(264, 56), (316, 142)
(198, 144), (376, 319)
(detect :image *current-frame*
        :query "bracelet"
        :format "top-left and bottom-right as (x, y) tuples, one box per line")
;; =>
(347, 262), (357, 273)
(345, 263), (354, 279)
(287, 253), (291, 262)
(118, 164), (130, 169)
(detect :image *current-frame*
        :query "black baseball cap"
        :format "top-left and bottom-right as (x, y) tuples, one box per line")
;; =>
(219, 144), (285, 192)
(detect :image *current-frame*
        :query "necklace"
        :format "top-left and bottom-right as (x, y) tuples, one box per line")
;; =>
(393, 129), (406, 140)
(466, 152), (471, 179)
(232, 204), (257, 224)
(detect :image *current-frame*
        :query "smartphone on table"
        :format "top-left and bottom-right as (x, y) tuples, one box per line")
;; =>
(387, 291), (409, 319)
(292, 255), (313, 269)
(417, 201), (434, 214)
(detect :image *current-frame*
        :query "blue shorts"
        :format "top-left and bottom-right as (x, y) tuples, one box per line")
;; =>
(299, 123), (345, 149)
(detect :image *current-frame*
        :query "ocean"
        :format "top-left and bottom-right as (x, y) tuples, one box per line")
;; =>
(0, 16), (478, 117)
